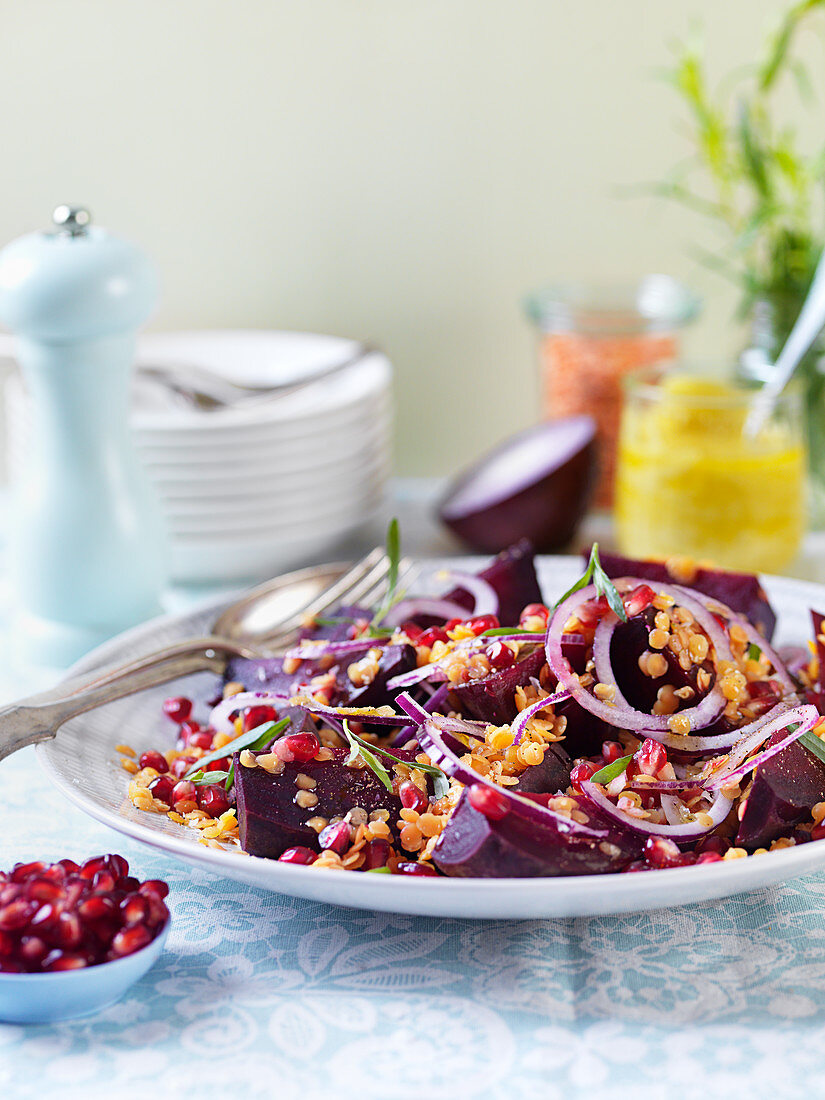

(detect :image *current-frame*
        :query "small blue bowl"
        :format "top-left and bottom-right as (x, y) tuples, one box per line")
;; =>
(0, 918), (170, 1024)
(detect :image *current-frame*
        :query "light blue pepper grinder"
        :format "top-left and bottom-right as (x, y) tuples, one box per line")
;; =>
(0, 205), (166, 667)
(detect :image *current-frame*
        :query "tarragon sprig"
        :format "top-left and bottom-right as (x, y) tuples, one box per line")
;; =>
(554, 542), (628, 622)
(342, 720), (450, 800)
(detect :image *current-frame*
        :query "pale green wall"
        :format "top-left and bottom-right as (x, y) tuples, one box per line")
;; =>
(0, 0), (814, 474)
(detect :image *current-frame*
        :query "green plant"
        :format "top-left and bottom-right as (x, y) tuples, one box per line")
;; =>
(655, 0), (825, 342)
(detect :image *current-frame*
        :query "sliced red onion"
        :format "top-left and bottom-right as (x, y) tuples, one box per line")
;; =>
(396, 693), (487, 738)
(660, 793), (689, 827)
(438, 570), (499, 618)
(281, 638), (384, 661)
(417, 718), (607, 839)
(208, 690), (289, 734)
(673, 585), (797, 697)
(703, 703), (819, 790)
(382, 597), (471, 629)
(391, 683), (452, 747)
(511, 689), (571, 745)
(581, 780), (732, 841)
(387, 663), (450, 690)
(636, 702), (795, 758)
(546, 581), (728, 733)
(291, 697), (404, 726)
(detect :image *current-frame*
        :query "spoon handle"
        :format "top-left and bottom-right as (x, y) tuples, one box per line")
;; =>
(747, 246), (825, 436)
(0, 637), (252, 763)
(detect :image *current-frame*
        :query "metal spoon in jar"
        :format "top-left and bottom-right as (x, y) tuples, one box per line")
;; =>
(745, 246), (825, 437)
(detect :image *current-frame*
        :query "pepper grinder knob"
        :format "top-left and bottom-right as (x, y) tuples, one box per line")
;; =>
(52, 205), (91, 237)
(0, 205), (167, 667)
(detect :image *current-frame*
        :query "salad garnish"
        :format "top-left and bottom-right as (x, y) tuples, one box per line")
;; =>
(554, 542), (628, 622)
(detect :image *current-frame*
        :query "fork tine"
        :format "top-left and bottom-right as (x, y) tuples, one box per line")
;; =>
(261, 548), (390, 647)
(356, 560), (418, 611)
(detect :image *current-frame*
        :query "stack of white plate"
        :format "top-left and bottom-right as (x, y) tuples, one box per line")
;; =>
(5, 330), (392, 584)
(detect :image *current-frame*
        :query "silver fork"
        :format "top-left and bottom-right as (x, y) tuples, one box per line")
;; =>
(0, 547), (413, 763)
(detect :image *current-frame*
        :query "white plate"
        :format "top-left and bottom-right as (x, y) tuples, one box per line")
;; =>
(37, 556), (825, 918)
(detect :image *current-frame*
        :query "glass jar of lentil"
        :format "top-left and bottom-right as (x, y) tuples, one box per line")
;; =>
(524, 276), (700, 508)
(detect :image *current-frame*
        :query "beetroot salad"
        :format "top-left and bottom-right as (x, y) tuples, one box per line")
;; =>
(118, 531), (825, 877)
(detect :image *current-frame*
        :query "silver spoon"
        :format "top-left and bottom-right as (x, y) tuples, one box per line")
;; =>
(0, 547), (416, 763)
(745, 247), (825, 437)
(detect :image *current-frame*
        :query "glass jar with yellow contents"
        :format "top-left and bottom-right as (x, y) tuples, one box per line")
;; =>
(614, 369), (806, 574)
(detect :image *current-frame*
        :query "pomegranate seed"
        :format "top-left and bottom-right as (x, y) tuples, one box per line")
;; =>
(644, 836), (682, 869)
(92, 871), (116, 893)
(418, 627), (449, 648)
(487, 641), (515, 669)
(635, 738), (667, 777)
(395, 862), (438, 876)
(278, 847), (317, 865)
(18, 936), (48, 965)
(318, 822), (352, 855)
(401, 622), (423, 641)
(205, 757), (229, 772)
(466, 614), (500, 635)
(50, 911), (83, 949)
(149, 775), (175, 805)
(601, 741), (624, 765)
(576, 596), (611, 628)
(138, 750), (169, 774)
(57, 859), (80, 874)
(468, 784), (509, 820)
(30, 903), (58, 930)
(120, 894), (148, 925)
(696, 851), (724, 864)
(570, 761), (598, 792)
(275, 733), (320, 763)
(622, 584), (656, 618)
(185, 728), (212, 751)
(171, 779), (197, 805)
(78, 895), (116, 921)
(11, 861), (46, 883)
(144, 895), (170, 928)
(811, 823), (825, 842)
(79, 856), (108, 880)
(519, 603), (549, 627)
(363, 839), (391, 870)
(139, 880), (170, 900)
(0, 958), (25, 972)
(0, 900), (35, 930)
(0, 930), (13, 955)
(162, 696), (192, 723)
(197, 785), (230, 817)
(25, 876), (64, 903)
(695, 834), (730, 856)
(170, 756), (197, 779)
(110, 924), (152, 958)
(243, 705), (277, 732)
(444, 618), (464, 632)
(399, 780), (429, 814)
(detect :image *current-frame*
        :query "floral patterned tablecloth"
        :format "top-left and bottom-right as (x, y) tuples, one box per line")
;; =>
(5, 745), (825, 1100)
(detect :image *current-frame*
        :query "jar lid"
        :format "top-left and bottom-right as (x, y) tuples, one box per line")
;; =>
(0, 206), (158, 341)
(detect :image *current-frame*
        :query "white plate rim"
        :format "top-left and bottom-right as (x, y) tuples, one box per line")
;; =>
(36, 555), (825, 918)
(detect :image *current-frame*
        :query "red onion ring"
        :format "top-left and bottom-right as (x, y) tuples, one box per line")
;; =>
(438, 570), (499, 618)
(416, 716), (607, 839)
(511, 689), (571, 745)
(703, 703), (820, 790)
(382, 597), (471, 629)
(581, 780), (732, 842)
(546, 581), (729, 733)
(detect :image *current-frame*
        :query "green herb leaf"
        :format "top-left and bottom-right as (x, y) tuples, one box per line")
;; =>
(342, 720), (394, 792)
(371, 518), (402, 628)
(366, 866), (392, 873)
(800, 729), (825, 766)
(480, 626), (542, 637)
(183, 717), (291, 780)
(187, 769), (231, 786)
(554, 543), (628, 623)
(589, 754), (633, 784)
(747, 642), (762, 661)
(345, 727), (449, 799)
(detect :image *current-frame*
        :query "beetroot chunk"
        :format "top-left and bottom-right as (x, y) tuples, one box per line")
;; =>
(736, 734), (825, 850)
(592, 550), (777, 641)
(433, 790), (640, 877)
(234, 747), (407, 859)
(446, 539), (543, 626)
(450, 648), (545, 724)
